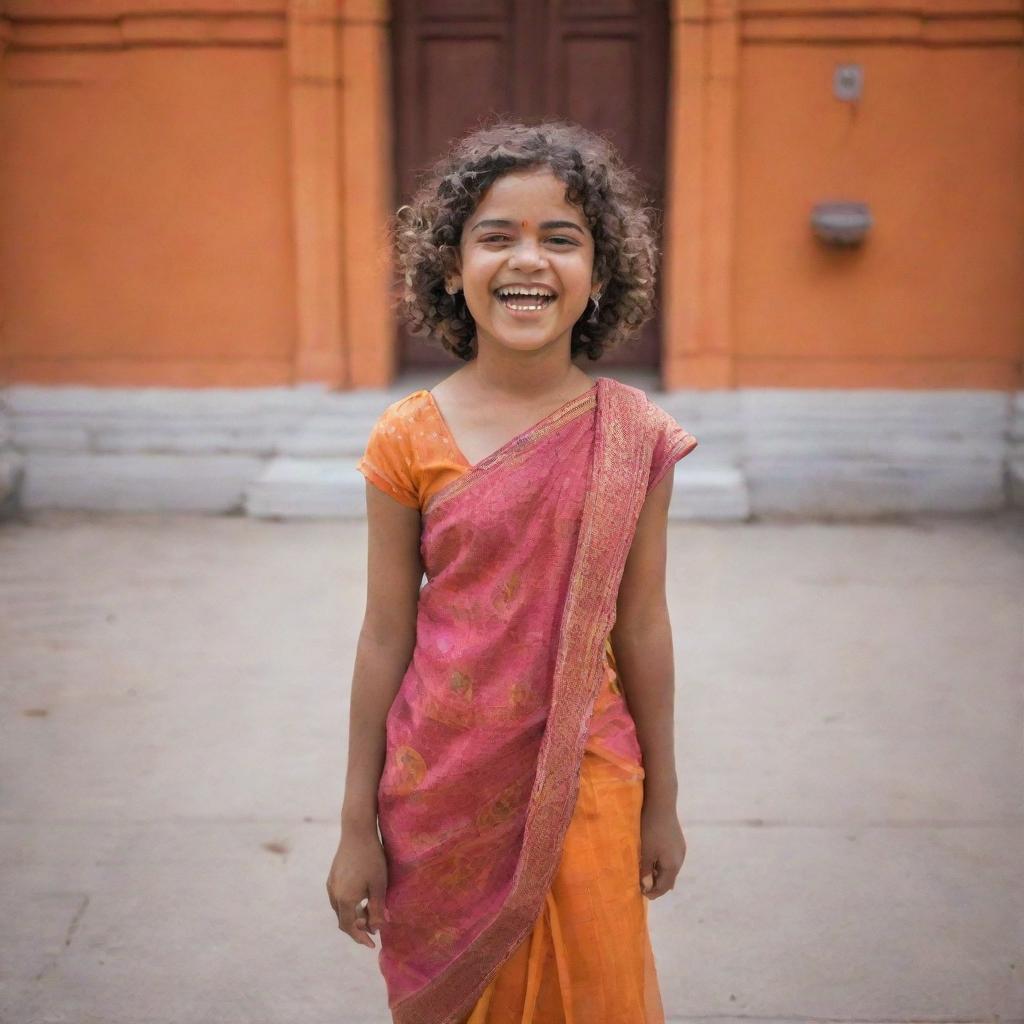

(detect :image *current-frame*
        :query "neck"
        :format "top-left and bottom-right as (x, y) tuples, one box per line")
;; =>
(467, 332), (589, 400)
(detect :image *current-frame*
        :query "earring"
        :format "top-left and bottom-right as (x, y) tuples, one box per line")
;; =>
(587, 293), (601, 324)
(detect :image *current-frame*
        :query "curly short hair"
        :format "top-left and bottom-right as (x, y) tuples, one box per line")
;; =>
(391, 120), (659, 361)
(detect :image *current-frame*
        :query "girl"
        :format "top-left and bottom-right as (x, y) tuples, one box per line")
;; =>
(327, 121), (698, 1024)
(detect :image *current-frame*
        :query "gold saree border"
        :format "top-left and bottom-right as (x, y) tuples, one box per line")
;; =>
(393, 377), (659, 1024)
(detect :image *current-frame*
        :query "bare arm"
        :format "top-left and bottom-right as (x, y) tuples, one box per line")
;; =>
(341, 482), (424, 832)
(327, 482), (422, 949)
(609, 465), (686, 897)
(610, 465), (678, 808)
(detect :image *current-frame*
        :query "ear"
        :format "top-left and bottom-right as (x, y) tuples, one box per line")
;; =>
(444, 244), (463, 294)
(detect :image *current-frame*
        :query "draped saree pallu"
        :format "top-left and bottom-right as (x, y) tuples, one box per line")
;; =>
(372, 377), (695, 1024)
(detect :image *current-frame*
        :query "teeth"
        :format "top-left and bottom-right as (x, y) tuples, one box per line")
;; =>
(496, 287), (555, 299)
(496, 287), (555, 312)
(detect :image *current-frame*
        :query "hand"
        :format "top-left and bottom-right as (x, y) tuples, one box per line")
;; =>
(639, 802), (686, 899)
(326, 829), (390, 948)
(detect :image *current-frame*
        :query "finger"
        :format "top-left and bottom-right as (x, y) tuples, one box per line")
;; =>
(337, 914), (372, 947)
(341, 906), (374, 948)
(352, 896), (376, 946)
(639, 857), (656, 894)
(642, 864), (663, 899)
(357, 896), (376, 942)
(645, 863), (680, 900)
(336, 900), (353, 931)
(352, 914), (376, 948)
(335, 898), (373, 947)
(367, 888), (390, 932)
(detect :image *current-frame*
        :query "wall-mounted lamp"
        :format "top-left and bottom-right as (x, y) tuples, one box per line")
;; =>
(811, 201), (872, 247)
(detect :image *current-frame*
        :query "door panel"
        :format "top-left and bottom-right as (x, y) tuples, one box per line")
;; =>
(393, 0), (668, 370)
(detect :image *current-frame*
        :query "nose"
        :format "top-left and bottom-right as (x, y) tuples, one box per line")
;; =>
(508, 239), (548, 272)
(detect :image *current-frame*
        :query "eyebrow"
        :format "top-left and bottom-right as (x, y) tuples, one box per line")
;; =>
(471, 218), (585, 234)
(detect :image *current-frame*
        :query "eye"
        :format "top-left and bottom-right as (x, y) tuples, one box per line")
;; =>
(546, 236), (579, 247)
(479, 234), (512, 244)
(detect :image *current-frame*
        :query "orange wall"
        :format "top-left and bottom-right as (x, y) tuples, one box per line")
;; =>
(1, 23), (297, 386)
(734, 40), (1024, 389)
(1, 2), (1021, 392)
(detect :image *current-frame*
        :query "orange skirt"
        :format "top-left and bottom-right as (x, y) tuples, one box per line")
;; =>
(462, 750), (665, 1024)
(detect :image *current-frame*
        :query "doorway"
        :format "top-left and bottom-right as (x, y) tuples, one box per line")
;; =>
(392, 0), (669, 373)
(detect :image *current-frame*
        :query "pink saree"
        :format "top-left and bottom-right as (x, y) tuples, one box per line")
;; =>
(375, 376), (694, 1024)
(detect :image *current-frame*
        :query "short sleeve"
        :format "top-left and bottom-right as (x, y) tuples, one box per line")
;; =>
(646, 402), (698, 494)
(357, 408), (421, 510)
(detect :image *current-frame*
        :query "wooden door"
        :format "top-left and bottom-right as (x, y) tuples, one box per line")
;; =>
(393, 0), (669, 370)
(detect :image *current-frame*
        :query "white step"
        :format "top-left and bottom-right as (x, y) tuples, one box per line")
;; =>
(243, 457), (747, 521)
(21, 452), (262, 513)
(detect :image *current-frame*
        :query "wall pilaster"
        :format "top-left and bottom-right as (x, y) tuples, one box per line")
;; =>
(286, 0), (394, 390)
(287, 0), (346, 387)
(337, 0), (394, 389)
(662, 0), (739, 391)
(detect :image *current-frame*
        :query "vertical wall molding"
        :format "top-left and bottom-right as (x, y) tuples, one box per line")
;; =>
(338, 0), (395, 389)
(287, 0), (347, 387)
(663, 0), (740, 391)
(286, 0), (394, 390)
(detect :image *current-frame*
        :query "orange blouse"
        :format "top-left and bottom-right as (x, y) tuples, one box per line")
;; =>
(356, 389), (467, 511)
(357, 389), (644, 775)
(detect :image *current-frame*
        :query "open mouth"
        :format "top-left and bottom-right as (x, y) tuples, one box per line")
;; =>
(494, 286), (557, 313)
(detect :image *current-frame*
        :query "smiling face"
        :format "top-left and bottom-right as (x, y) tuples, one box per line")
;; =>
(449, 167), (600, 358)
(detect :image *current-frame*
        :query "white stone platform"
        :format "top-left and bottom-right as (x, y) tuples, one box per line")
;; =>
(1, 379), (1020, 520)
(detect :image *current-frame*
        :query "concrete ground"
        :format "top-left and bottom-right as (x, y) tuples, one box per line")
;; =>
(1, 509), (1022, 1024)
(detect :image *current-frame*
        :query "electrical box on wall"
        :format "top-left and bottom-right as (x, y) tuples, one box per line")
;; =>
(833, 63), (864, 102)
